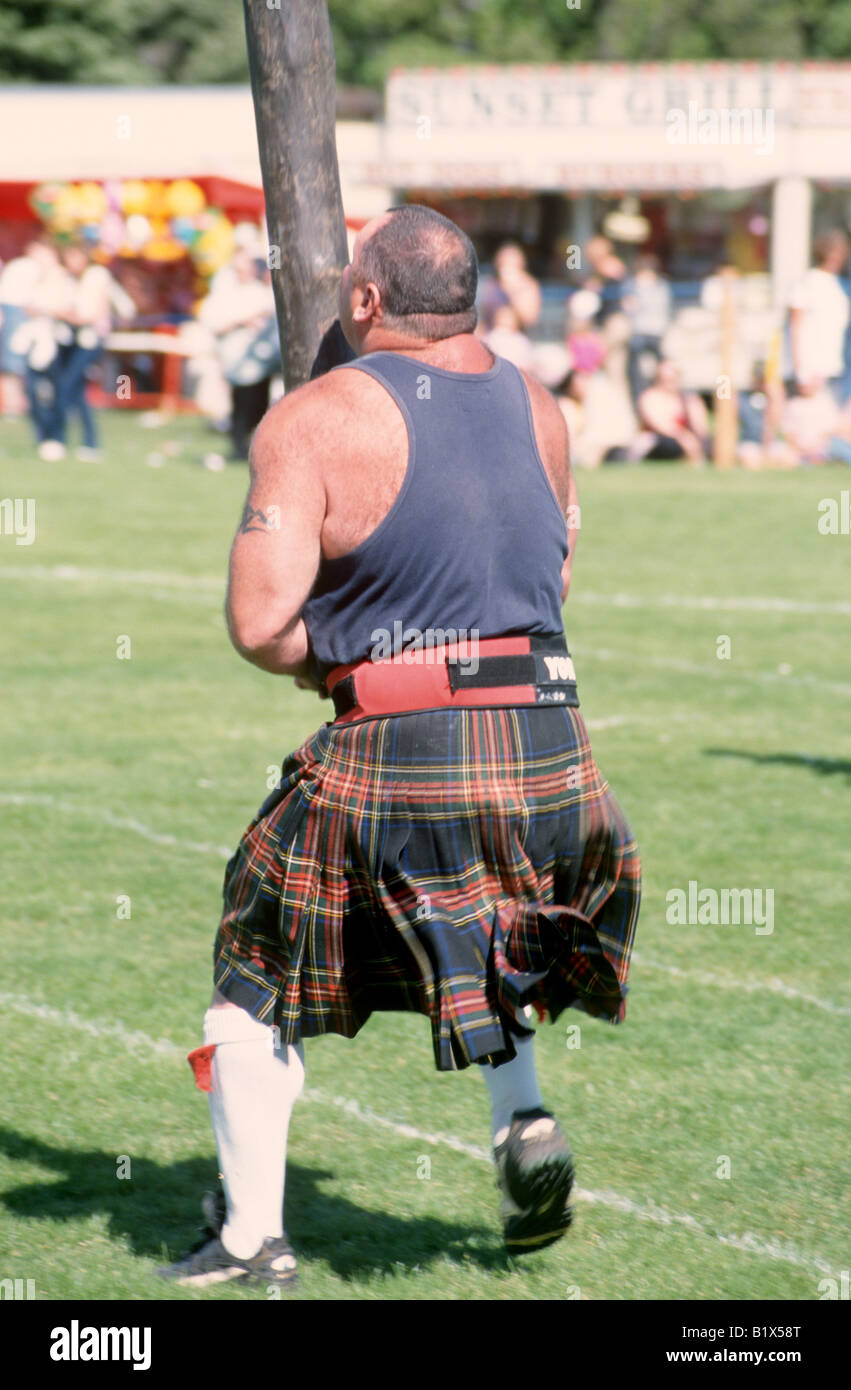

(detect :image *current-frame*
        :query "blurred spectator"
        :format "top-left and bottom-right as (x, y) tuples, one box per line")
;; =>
(565, 290), (606, 373)
(787, 230), (850, 402)
(200, 248), (278, 462)
(736, 364), (794, 469)
(556, 367), (635, 469)
(11, 238), (70, 458)
(484, 302), (535, 371)
(631, 359), (709, 462)
(584, 235), (627, 326)
(0, 235), (52, 417)
(781, 376), (851, 465)
(479, 242), (541, 331)
(50, 241), (136, 461)
(622, 253), (672, 403)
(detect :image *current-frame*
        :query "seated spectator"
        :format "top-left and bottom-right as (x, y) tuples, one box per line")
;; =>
(631, 359), (709, 463)
(484, 302), (536, 371)
(781, 377), (851, 465)
(737, 364), (795, 469)
(555, 368), (635, 469)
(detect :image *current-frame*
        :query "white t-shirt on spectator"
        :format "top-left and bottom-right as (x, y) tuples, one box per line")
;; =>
(788, 267), (849, 381)
(73, 265), (136, 340)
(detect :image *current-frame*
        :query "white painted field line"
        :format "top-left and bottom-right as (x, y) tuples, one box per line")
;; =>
(0, 991), (840, 1280)
(0, 993), (186, 1059)
(633, 953), (851, 1018)
(0, 564), (222, 592)
(574, 591), (851, 618)
(2, 565), (848, 619)
(5, 793), (846, 1017)
(575, 645), (851, 698)
(0, 793), (231, 860)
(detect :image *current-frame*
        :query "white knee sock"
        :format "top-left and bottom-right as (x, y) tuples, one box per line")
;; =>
(203, 1006), (304, 1260)
(480, 1035), (544, 1148)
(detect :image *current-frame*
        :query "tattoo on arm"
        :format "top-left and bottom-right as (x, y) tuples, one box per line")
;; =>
(239, 502), (280, 534)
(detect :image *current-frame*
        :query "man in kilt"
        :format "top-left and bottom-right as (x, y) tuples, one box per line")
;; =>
(160, 205), (641, 1288)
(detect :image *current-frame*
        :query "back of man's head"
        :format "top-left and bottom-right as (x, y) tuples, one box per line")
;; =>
(354, 205), (478, 340)
(813, 228), (849, 271)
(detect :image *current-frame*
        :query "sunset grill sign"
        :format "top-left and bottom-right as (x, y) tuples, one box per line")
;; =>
(371, 63), (851, 191)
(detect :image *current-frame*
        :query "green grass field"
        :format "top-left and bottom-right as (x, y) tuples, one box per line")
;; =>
(1, 410), (848, 1301)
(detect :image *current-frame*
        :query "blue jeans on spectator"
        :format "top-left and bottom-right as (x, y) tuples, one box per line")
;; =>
(628, 334), (663, 404)
(826, 435), (851, 465)
(54, 343), (103, 450)
(25, 360), (61, 443)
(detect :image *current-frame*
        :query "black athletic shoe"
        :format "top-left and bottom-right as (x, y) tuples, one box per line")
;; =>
(493, 1107), (575, 1252)
(157, 1233), (298, 1289)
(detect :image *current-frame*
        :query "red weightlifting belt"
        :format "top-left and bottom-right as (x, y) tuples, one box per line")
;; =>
(325, 635), (580, 723)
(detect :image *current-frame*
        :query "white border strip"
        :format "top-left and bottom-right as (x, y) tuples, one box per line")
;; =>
(0, 991), (840, 1281)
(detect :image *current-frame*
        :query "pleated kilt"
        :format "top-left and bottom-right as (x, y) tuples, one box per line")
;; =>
(213, 704), (641, 1071)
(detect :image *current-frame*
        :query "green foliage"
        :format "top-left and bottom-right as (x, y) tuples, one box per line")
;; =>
(0, 0), (849, 87)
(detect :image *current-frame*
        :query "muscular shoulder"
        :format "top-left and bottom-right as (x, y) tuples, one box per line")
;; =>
(249, 366), (397, 480)
(518, 367), (572, 514)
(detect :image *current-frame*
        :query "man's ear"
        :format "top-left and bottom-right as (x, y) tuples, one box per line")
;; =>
(353, 281), (382, 323)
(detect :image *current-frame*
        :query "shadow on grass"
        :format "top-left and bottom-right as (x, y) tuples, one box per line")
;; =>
(0, 1128), (509, 1279)
(704, 748), (851, 782)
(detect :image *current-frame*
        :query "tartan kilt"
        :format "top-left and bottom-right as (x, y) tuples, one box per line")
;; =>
(213, 704), (641, 1072)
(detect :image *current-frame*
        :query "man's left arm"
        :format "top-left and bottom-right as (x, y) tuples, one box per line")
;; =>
(520, 368), (577, 602)
(225, 390), (326, 677)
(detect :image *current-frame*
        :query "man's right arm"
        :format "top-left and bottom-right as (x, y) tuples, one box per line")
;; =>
(225, 382), (328, 676)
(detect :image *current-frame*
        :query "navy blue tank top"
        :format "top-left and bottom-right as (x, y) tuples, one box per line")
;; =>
(302, 350), (568, 673)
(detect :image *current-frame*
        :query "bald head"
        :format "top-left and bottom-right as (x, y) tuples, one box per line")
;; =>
(351, 205), (478, 340)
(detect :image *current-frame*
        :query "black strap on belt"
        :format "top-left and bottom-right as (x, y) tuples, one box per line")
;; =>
(330, 673), (357, 718)
(447, 652), (579, 707)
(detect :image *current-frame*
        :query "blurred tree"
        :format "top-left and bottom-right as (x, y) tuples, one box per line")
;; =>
(0, 0), (848, 85)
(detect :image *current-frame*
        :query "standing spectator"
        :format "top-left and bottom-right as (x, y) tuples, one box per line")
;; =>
(479, 242), (541, 332)
(622, 253), (672, 404)
(631, 359), (709, 463)
(51, 242), (136, 461)
(564, 290), (606, 374)
(584, 235), (627, 327)
(200, 249), (278, 462)
(788, 230), (850, 403)
(0, 236), (52, 417)
(13, 239), (70, 459)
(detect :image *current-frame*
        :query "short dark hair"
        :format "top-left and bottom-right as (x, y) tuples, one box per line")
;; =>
(354, 204), (478, 339)
(813, 228), (849, 267)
